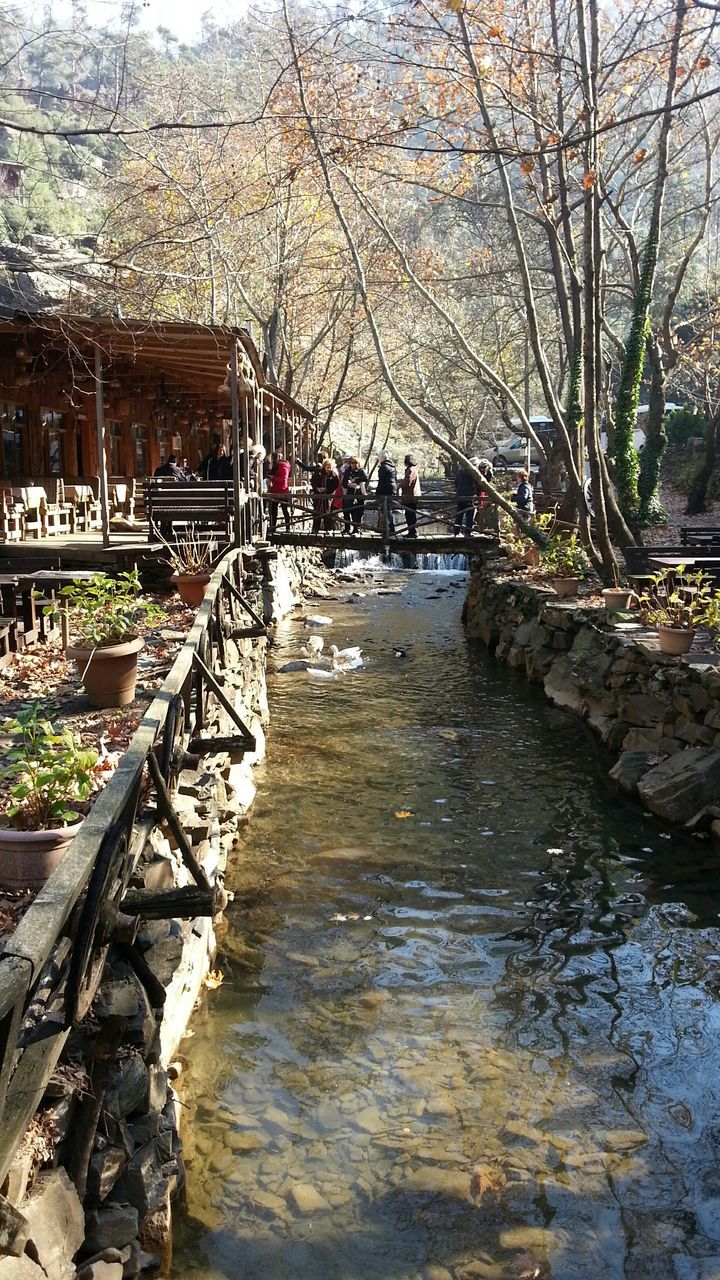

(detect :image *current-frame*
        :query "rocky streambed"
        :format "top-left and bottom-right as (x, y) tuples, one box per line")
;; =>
(172, 568), (720, 1280)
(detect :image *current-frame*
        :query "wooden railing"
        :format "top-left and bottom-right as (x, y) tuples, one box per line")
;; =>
(0, 547), (266, 1185)
(264, 491), (500, 540)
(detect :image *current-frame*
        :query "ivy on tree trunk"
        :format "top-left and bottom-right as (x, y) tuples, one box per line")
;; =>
(612, 228), (658, 526)
(638, 331), (667, 524)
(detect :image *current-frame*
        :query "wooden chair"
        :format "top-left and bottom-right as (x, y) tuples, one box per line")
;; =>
(110, 479), (136, 522)
(65, 482), (102, 532)
(0, 490), (22, 542)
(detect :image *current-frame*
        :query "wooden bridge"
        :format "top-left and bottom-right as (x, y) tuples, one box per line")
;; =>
(271, 529), (497, 555)
(265, 490), (500, 557)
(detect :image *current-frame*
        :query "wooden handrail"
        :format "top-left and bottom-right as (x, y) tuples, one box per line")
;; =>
(0, 544), (253, 1183)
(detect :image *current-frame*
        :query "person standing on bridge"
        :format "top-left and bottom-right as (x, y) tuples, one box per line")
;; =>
(399, 454), (421, 539)
(296, 450), (329, 534)
(375, 452), (397, 537)
(453, 459), (477, 537)
(320, 456), (340, 532)
(343, 456), (369, 534)
(267, 450), (292, 534)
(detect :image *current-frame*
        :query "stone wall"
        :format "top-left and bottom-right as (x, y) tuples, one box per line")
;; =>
(464, 569), (720, 831)
(0, 547), (328, 1280)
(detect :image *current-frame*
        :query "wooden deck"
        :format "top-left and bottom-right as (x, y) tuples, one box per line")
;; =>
(0, 528), (162, 571)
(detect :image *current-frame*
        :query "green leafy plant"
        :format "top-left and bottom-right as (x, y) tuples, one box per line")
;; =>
(159, 527), (216, 575)
(701, 592), (720, 646)
(542, 531), (590, 579)
(54, 571), (164, 649)
(1, 704), (97, 830)
(638, 565), (713, 631)
(500, 511), (554, 564)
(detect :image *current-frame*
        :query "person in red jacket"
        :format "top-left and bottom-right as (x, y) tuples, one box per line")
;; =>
(267, 450), (292, 534)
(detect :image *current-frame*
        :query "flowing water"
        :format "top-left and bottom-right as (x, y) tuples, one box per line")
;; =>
(172, 571), (720, 1280)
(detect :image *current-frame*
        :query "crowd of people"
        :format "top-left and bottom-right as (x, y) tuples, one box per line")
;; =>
(153, 441), (534, 538)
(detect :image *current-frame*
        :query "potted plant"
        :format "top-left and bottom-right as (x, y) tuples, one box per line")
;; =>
(542, 532), (589, 597)
(160, 527), (216, 607)
(639, 565), (713, 655)
(0, 704), (97, 889)
(57, 571), (163, 708)
(602, 586), (635, 610)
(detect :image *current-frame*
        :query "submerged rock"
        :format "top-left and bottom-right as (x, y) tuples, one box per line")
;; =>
(288, 1183), (332, 1214)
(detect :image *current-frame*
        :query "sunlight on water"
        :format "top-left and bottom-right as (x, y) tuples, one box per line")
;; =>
(172, 571), (720, 1280)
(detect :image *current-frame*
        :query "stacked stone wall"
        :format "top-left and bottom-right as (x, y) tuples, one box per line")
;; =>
(463, 569), (720, 831)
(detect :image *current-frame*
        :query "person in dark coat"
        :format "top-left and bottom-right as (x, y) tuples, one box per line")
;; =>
(343, 456), (369, 533)
(453, 461), (477, 536)
(198, 442), (232, 480)
(514, 468), (534, 514)
(296, 451), (329, 533)
(375, 451), (397, 536)
(154, 453), (186, 482)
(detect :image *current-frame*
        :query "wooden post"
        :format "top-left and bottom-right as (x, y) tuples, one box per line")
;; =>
(230, 341), (243, 548)
(241, 383), (251, 541)
(94, 345), (111, 548)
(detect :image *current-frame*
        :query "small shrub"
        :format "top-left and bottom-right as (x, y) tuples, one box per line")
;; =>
(1, 704), (97, 830)
(638, 565), (713, 631)
(55, 571), (164, 649)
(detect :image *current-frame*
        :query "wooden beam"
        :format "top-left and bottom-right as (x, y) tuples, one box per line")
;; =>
(146, 751), (213, 895)
(192, 652), (255, 746)
(120, 885), (215, 919)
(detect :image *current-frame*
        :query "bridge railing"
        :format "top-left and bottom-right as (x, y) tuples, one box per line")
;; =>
(263, 491), (500, 539)
(0, 546), (265, 1186)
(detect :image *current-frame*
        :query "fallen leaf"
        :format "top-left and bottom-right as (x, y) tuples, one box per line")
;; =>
(203, 969), (223, 990)
(395, 809), (415, 819)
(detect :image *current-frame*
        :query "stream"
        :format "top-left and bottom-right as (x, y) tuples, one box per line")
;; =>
(172, 569), (720, 1280)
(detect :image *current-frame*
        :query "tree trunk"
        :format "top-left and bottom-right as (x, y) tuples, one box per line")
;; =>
(638, 332), (668, 523)
(686, 408), (720, 515)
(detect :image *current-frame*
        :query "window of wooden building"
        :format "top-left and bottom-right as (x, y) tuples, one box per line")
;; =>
(1, 404), (25, 476)
(108, 421), (122, 475)
(131, 423), (147, 477)
(41, 408), (65, 475)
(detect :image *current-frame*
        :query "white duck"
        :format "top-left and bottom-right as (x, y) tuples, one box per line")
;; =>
(301, 636), (325, 658)
(329, 644), (363, 670)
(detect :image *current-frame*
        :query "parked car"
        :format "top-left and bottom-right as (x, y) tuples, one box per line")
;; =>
(492, 418), (555, 470)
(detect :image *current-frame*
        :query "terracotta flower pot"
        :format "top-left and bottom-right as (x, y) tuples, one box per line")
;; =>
(602, 588), (634, 610)
(0, 821), (82, 891)
(552, 577), (579, 598)
(66, 636), (144, 708)
(657, 625), (695, 656)
(173, 572), (211, 608)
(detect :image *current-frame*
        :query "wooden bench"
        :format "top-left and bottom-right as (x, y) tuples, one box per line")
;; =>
(680, 525), (720, 549)
(145, 480), (237, 545)
(622, 544), (688, 588)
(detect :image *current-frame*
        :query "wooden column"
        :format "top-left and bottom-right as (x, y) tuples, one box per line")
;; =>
(94, 345), (111, 548)
(230, 341), (243, 548)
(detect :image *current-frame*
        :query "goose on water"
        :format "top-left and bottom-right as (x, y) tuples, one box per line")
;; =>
(329, 644), (363, 670)
(301, 636), (325, 657)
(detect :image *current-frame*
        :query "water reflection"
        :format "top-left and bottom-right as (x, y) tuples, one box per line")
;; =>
(172, 572), (720, 1280)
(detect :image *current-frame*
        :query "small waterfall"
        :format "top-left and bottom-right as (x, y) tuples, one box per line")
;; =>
(334, 549), (468, 572)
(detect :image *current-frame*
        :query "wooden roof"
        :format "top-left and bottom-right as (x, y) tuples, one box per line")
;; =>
(0, 314), (313, 421)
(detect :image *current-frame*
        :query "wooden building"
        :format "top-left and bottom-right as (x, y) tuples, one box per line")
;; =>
(0, 314), (315, 494)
